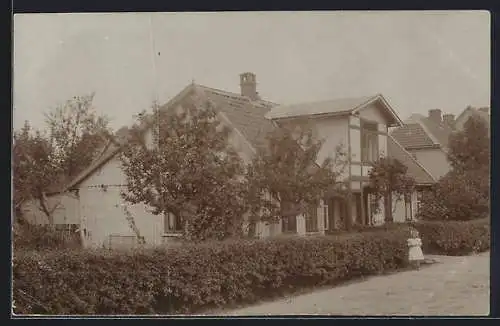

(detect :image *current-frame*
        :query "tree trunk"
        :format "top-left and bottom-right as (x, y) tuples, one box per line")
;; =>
(38, 194), (55, 228)
(384, 192), (393, 223)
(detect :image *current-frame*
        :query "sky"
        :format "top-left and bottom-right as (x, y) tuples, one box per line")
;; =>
(13, 11), (490, 132)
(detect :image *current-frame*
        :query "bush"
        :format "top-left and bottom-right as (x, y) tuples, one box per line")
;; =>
(13, 228), (409, 315)
(412, 218), (490, 256)
(418, 171), (489, 221)
(13, 223), (82, 250)
(331, 219), (490, 256)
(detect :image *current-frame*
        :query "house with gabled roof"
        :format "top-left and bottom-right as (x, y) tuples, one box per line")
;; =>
(26, 73), (435, 248)
(390, 109), (455, 180)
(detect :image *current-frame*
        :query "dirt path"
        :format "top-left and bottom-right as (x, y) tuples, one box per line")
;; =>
(207, 252), (490, 316)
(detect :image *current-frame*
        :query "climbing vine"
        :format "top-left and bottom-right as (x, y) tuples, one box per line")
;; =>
(120, 202), (146, 245)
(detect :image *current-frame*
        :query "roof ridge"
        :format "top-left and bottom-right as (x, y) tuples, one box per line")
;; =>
(196, 83), (279, 107)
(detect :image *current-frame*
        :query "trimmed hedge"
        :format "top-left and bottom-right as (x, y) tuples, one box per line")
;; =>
(413, 218), (490, 256)
(13, 228), (408, 315)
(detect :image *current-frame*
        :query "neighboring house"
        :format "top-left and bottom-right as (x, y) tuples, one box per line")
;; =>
(31, 73), (433, 248)
(390, 109), (455, 180)
(454, 106), (490, 132)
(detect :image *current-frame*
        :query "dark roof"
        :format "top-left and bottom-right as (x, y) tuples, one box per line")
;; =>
(196, 84), (277, 149)
(391, 113), (454, 150)
(390, 123), (437, 149)
(64, 139), (120, 190)
(387, 135), (436, 185)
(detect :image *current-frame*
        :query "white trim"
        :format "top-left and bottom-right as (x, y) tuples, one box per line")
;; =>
(352, 94), (404, 127)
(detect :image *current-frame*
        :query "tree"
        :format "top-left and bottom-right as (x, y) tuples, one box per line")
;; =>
(419, 112), (490, 221)
(13, 94), (111, 225)
(120, 96), (248, 242)
(418, 170), (489, 221)
(447, 114), (490, 199)
(246, 120), (347, 235)
(448, 114), (490, 173)
(368, 157), (415, 223)
(44, 93), (111, 178)
(13, 121), (61, 224)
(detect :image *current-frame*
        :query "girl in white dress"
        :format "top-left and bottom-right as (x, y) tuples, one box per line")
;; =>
(407, 228), (424, 269)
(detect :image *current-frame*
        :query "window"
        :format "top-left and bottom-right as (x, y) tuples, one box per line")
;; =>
(282, 215), (297, 233)
(361, 121), (379, 162)
(305, 204), (319, 232)
(164, 212), (183, 234)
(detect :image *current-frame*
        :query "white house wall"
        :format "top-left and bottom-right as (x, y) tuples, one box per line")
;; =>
(77, 157), (163, 248)
(358, 102), (390, 127)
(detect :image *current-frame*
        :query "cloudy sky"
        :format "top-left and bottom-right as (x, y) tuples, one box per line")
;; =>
(13, 11), (490, 131)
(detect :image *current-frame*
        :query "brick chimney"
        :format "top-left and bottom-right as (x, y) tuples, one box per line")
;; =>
(428, 109), (442, 124)
(240, 72), (259, 100)
(443, 114), (455, 127)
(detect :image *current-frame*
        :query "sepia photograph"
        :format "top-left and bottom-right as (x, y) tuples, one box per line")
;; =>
(12, 11), (490, 316)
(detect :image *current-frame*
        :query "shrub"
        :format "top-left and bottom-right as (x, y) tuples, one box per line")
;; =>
(13, 223), (82, 251)
(13, 228), (408, 315)
(412, 218), (490, 256)
(330, 219), (490, 256)
(418, 171), (489, 221)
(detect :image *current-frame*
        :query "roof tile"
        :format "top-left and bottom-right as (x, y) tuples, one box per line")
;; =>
(390, 123), (436, 149)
